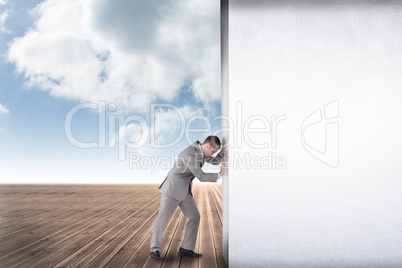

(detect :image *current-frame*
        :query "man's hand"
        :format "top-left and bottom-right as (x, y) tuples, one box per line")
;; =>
(219, 138), (227, 156)
(219, 159), (228, 176)
(219, 161), (224, 176)
(219, 138), (227, 176)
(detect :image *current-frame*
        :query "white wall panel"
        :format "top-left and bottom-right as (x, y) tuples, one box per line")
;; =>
(226, 1), (402, 267)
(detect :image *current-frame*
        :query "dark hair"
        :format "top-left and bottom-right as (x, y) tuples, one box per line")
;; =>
(203, 136), (221, 148)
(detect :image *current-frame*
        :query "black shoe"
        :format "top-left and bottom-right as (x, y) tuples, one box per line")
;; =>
(178, 247), (202, 258)
(150, 250), (163, 260)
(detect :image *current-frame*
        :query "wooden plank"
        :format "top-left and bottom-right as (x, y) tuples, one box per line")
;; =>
(53, 190), (158, 267)
(1, 188), (152, 263)
(212, 184), (223, 207)
(0, 187), (146, 262)
(2, 187), (154, 267)
(0, 184), (225, 268)
(198, 186), (217, 268)
(209, 185), (223, 225)
(0, 185), (107, 231)
(214, 184), (222, 199)
(179, 187), (201, 268)
(69, 191), (160, 267)
(207, 186), (227, 268)
(27, 189), (157, 268)
(102, 212), (158, 268)
(83, 200), (160, 267)
(0, 185), (100, 226)
(123, 232), (155, 268)
(0, 186), (132, 250)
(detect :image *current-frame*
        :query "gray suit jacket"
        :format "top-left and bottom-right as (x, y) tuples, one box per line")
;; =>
(159, 141), (223, 201)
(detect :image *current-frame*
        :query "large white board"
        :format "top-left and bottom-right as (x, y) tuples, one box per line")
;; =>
(225, 1), (402, 267)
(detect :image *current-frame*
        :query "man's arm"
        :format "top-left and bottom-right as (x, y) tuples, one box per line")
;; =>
(219, 160), (225, 176)
(205, 154), (224, 165)
(185, 153), (219, 182)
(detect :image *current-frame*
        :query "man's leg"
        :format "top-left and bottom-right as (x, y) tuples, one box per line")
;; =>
(178, 192), (201, 251)
(150, 194), (180, 252)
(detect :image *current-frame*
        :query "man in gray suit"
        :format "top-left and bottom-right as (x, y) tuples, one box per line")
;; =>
(150, 135), (225, 259)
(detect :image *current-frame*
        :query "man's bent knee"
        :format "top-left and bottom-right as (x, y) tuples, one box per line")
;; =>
(189, 211), (200, 222)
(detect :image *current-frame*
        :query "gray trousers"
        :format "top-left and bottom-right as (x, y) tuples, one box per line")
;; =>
(150, 192), (200, 252)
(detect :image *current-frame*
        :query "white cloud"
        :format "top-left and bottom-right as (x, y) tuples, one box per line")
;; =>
(192, 45), (221, 103)
(117, 104), (204, 156)
(0, 8), (10, 33)
(153, 104), (204, 137)
(7, 0), (220, 113)
(0, 103), (9, 113)
(118, 122), (149, 155)
(0, 0), (7, 6)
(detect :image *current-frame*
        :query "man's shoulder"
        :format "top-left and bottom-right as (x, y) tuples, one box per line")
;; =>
(178, 142), (200, 159)
(183, 141), (199, 152)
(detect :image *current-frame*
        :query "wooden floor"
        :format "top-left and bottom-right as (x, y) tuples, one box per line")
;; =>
(0, 184), (226, 268)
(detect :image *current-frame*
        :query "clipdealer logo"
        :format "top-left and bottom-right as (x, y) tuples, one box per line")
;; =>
(63, 100), (339, 170)
(301, 100), (339, 168)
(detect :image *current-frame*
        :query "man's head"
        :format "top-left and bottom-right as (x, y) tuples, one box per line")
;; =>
(201, 136), (221, 157)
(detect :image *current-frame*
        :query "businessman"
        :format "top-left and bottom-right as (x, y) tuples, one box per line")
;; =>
(150, 135), (225, 260)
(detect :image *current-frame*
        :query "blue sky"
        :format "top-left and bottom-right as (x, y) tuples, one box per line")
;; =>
(0, 0), (221, 183)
